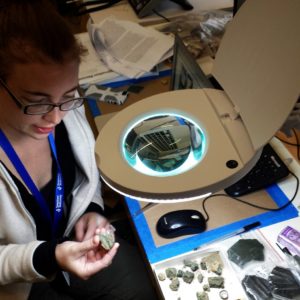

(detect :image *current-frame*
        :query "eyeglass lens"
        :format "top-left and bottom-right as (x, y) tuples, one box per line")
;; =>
(24, 98), (85, 115)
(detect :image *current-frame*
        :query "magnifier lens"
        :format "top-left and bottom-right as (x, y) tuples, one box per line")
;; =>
(123, 113), (206, 177)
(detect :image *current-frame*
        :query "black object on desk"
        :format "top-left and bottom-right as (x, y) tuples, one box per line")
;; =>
(128, 0), (193, 18)
(63, 0), (122, 16)
(224, 143), (290, 197)
(156, 209), (206, 238)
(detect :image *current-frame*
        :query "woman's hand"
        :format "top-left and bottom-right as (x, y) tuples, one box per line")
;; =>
(55, 235), (119, 280)
(74, 212), (108, 242)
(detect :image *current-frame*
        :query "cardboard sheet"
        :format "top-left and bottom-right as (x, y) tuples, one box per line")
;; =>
(143, 190), (278, 247)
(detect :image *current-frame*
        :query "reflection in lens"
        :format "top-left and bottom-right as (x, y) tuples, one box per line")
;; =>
(123, 114), (206, 177)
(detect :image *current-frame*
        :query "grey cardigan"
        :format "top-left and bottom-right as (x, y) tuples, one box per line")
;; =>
(0, 106), (103, 299)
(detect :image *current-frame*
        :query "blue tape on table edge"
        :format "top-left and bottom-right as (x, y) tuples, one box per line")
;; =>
(125, 184), (299, 264)
(87, 98), (102, 117)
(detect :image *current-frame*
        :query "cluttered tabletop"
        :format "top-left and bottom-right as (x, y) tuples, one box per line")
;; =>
(62, 0), (300, 299)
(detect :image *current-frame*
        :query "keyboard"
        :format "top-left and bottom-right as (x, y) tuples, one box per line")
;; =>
(224, 143), (290, 197)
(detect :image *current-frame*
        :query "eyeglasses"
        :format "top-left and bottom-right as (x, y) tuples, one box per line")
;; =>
(0, 78), (86, 115)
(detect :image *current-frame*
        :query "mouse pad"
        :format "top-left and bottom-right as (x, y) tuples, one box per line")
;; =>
(125, 185), (298, 264)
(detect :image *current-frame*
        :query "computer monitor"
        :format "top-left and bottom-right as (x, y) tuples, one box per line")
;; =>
(233, 0), (247, 15)
(170, 34), (214, 90)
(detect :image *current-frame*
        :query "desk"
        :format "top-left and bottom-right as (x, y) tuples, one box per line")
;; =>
(124, 137), (300, 299)
(89, 0), (232, 26)
(123, 136), (299, 258)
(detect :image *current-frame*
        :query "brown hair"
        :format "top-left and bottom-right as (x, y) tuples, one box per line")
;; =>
(0, 0), (86, 79)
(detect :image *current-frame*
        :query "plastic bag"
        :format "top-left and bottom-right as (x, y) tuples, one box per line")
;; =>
(158, 10), (232, 59)
(225, 231), (300, 300)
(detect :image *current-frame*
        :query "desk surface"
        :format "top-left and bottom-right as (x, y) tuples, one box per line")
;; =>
(92, 77), (300, 298)
(125, 137), (300, 299)
(124, 136), (300, 259)
(89, 0), (232, 26)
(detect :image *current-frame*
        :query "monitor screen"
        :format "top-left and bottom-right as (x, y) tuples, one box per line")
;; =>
(233, 0), (247, 15)
(170, 34), (214, 90)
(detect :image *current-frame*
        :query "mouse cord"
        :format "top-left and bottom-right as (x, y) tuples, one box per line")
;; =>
(152, 9), (171, 22)
(201, 170), (299, 223)
(276, 128), (300, 160)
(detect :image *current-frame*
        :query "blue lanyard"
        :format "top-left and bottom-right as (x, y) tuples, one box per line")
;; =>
(0, 129), (64, 238)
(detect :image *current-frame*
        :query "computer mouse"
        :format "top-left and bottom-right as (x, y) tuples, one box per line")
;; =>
(156, 209), (206, 239)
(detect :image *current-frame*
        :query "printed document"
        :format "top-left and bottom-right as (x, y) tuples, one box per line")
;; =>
(76, 32), (119, 85)
(88, 18), (174, 78)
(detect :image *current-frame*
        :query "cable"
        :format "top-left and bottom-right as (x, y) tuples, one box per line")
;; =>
(68, 0), (122, 16)
(152, 9), (171, 22)
(293, 128), (300, 160)
(201, 171), (299, 223)
(276, 137), (300, 147)
(276, 129), (300, 160)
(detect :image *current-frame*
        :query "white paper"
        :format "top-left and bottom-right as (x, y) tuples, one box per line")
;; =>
(76, 32), (117, 85)
(88, 17), (174, 78)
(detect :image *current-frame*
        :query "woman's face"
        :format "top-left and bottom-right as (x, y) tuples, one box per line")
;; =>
(0, 60), (79, 141)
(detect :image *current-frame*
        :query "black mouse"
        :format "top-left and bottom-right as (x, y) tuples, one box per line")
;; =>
(156, 209), (206, 239)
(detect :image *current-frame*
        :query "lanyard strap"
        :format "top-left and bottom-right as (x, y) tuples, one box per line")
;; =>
(48, 133), (65, 236)
(0, 129), (64, 237)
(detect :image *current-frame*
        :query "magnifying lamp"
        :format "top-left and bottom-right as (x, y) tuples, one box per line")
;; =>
(95, 0), (300, 203)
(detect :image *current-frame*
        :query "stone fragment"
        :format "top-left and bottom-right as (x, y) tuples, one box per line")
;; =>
(197, 273), (204, 283)
(200, 261), (207, 270)
(183, 259), (199, 271)
(99, 230), (115, 250)
(208, 276), (224, 288)
(166, 267), (177, 279)
(227, 239), (264, 268)
(157, 273), (166, 281)
(201, 252), (223, 275)
(196, 291), (209, 300)
(183, 270), (194, 284)
(177, 269), (184, 277)
(203, 284), (210, 291)
(169, 278), (180, 291)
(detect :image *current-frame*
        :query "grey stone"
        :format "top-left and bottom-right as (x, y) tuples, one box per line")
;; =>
(208, 276), (225, 288)
(183, 259), (199, 271)
(169, 278), (180, 291)
(196, 291), (209, 300)
(166, 267), (177, 279)
(99, 231), (115, 250)
(197, 273), (204, 283)
(157, 273), (166, 281)
(177, 269), (184, 277)
(183, 270), (194, 284)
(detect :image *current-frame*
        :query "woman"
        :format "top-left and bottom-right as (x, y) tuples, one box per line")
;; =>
(0, 1), (158, 299)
